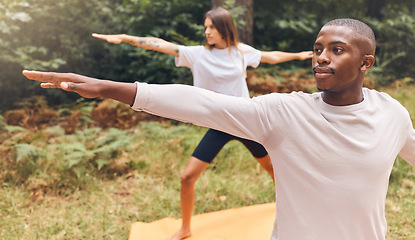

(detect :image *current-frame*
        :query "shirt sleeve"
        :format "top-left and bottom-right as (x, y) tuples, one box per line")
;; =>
(399, 118), (415, 167)
(131, 82), (278, 144)
(239, 43), (261, 68)
(175, 45), (203, 68)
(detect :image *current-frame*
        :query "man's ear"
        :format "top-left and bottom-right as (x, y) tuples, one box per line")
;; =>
(360, 55), (375, 72)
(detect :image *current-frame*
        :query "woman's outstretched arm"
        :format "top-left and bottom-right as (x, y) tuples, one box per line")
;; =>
(260, 50), (313, 64)
(92, 33), (180, 57)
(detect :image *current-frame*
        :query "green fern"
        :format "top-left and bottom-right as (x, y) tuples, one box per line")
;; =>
(92, 128), (133, 170)
(55, 142), (95, 169)
(14, 143), (46, 163)
(43, 125), (66, 138)
(5, 125), (26, 133)
(0, 115), (5, 130)
(13, 143), (47, 180)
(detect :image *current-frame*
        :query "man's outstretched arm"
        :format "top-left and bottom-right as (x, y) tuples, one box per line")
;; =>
(23, 70), (277, 144)
(22, 70), (137, 105)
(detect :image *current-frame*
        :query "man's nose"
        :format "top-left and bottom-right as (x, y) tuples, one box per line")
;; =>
(317, 49), (330, 64)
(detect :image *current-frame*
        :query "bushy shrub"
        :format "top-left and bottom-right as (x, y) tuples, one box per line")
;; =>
(368, 9), (415, 85)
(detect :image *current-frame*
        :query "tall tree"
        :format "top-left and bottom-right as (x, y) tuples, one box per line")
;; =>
(235, 0), (254, 45)
(211, 0), (254, 45)
(366, 0), (387, 19)
(211, 0), (223, 7)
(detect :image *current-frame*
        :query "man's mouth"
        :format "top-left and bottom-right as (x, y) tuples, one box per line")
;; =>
(313, 66), (334, 78)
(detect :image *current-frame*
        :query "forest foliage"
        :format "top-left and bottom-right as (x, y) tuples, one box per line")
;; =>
(0, 2), (415, 238)
(0, 0), (414, 112)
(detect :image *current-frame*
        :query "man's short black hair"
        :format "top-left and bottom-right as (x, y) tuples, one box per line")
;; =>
(323, 18), (376, 53)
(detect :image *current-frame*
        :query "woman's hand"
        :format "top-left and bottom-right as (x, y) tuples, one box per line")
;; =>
(297, 51), (314, 60)
(92, 33), (124, 44)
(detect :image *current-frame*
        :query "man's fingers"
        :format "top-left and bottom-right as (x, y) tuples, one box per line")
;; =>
(22, 70), (47, 82)
(40, 82), (73, 92)
(61, 82), (69, 90)
(61, 82), (77, 92)
(61, 82), (96, 99)
(22, 70), (57, 83)
(40, 83), (59, 88)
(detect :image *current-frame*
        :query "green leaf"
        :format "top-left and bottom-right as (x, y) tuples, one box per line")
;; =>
(95, 159), (111, 170)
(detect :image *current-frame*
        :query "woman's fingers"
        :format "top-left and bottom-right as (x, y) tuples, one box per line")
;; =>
(92, 33), (121, 44)
(92, 33), (104, 39)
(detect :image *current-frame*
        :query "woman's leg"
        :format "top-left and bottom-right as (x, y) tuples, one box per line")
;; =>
(254, 154), (275, 182)
(169, 129), (229, 240)
(238, 138), (275, 183)
(168, 157), (209, 240)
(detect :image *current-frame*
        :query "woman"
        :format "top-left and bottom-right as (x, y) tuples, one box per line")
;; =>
(93, 8), (312, 240)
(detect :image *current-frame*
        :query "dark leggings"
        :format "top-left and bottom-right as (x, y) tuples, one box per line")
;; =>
(192, 128), (268, 163)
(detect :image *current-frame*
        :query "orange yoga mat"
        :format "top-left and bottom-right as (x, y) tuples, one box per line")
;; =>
(128, 202), (276, 240)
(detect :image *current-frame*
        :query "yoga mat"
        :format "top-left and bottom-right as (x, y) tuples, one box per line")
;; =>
(128, 202), (276, 240)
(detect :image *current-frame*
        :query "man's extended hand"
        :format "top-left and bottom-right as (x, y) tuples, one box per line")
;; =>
(22, 70), (103, 98)
(23, 70), (137, 105)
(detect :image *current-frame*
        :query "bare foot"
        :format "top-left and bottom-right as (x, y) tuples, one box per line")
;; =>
(167, 228), (191, 240)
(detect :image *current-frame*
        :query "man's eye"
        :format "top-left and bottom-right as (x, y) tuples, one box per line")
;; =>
(313, 49), (321, 54)
(333, 47), (344, 53)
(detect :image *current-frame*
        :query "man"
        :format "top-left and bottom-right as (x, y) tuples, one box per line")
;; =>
(23, 19), (415, 240)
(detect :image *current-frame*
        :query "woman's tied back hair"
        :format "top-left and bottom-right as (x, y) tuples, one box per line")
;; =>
(204, 7), (239, 49)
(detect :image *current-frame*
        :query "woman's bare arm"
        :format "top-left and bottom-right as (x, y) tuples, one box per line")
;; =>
(260, 50), (313, 64)
(92, 33), (180, 57)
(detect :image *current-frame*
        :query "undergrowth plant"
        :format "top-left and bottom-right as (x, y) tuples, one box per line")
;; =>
(1, 125), (136, 195)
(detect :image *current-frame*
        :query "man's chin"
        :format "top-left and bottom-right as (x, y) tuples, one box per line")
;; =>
(317, 87), (328, 92)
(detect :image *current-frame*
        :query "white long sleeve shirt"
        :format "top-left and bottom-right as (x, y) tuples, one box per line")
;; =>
(131, 83), (415, 240)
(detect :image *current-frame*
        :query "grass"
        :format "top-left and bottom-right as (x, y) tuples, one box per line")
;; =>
(380, 83), (415, 239)
(1, 83), (415, 239)
(0, 122), (275, 239)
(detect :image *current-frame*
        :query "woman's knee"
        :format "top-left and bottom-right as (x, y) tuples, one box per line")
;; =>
(180, 171), (199, 186)
(180, 157), (209, 186)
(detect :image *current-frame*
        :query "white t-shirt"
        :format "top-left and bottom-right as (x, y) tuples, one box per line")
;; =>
(175, 43), (261, 98)
(132, 84), (415, 240)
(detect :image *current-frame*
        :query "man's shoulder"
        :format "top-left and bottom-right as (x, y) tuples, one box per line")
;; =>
(364, 88), (410, 115)
(363, 88), (400, 105)
(257, 91), (316, 106)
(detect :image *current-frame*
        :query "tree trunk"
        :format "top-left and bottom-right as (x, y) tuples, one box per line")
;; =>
(211, 0), (254, 45)
(211, 0), (223, 8)
(235, 0), (253, 45)
(366, 0), (386, 20)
